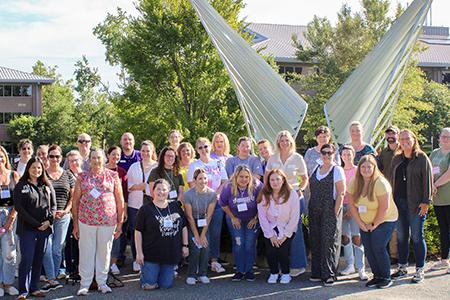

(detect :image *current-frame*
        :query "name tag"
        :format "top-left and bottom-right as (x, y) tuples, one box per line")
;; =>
(432, 166), (440, 175)
(197, 218), (207, 227)
(119, 160), (126, 163)
(358, 206), (368, 213)
(90, 188), (102, 199)
(237, 203), (248, 212)
(163, 219), (174, 228)
(0, 189), (11, 199)
(169, 190), (178, 199)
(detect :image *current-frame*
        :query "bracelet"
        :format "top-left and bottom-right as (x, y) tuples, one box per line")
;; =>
(182, 244), (189, 248)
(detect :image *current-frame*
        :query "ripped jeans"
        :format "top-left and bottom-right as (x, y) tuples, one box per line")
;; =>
(0, 207), (16, 285)
(225, 217), (259, 274)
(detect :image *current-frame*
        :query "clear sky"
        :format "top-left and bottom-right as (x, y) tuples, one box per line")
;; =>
(0, 0), (447, 91)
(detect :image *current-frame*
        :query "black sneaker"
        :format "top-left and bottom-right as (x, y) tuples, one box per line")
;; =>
(366, 278), (380, 288)
(391, 268), (408, 279)
(218, 258), (230, 266)
(323, 277), (334, 287)
(39, 281), (63, 293)
(245, 272), (255, 282)
(377, 279), (393, 289)
(232, 272), (244, 282)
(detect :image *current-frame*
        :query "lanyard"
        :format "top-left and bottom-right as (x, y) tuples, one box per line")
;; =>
(140, 161), (145, 182)
(164, 170), (176, 190)
(154, 202), (172, 221)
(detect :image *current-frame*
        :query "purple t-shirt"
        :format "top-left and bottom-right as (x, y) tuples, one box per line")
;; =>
(118, 150), (141, 171)
(219, 180), (263, 221)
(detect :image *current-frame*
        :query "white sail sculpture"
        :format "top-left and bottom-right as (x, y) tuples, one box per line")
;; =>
(324, 0), (432, 147)
(190, 0), (308, 143)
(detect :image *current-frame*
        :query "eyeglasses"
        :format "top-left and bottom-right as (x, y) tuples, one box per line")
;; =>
(321, 151), (334, 156)
(78, 140), (91, 144)
(198, 145), (209, 150)
(49, 154), (61, 159)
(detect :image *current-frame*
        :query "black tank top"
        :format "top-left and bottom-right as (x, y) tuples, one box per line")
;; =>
(0, 172), (16, 207)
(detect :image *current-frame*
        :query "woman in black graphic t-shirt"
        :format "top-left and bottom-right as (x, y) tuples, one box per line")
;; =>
(135, 179), (188, 290)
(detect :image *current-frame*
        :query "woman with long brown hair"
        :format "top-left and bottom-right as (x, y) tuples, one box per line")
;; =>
(347, 155), (398, 289)
(257, 169), (299, 284)
(390, 129), (432, 283)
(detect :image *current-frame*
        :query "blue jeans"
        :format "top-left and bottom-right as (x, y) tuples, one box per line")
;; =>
(225, 217), (258, 273)
(396, 198), (427, 268)
(209, 206), (224, 259)
(290, 197), (307, 269)
(113, 207), (138, 260)
(18, 230), (50, 294)
(140, 262), (175, 289)
(342, 204), (365, 270)
(42, 213), (71, 279)
(0, 207), (16, 285)
(360, 221), (395, 280)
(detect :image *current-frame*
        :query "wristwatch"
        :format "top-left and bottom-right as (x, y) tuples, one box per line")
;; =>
(182, 244), (189, 248)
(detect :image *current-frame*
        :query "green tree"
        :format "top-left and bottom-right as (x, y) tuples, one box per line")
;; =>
(7, 61), (78, 148)
(93, 0), (247, 149)
(293, 0), (437, 146)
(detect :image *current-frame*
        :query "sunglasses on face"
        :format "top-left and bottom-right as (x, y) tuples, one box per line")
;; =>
(321, 151), (334, 156)
(78, 140), (91, 144)
(198, 145), (209, 150)
(49, 154), (61, 159)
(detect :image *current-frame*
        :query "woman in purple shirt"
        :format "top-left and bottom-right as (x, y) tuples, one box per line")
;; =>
(257, 169), (299, 284)
(220, 165), (263, 282)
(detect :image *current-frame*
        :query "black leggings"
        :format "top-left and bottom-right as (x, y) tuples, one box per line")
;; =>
(435, 205), (450, 259)
(264, 236), (293, 275)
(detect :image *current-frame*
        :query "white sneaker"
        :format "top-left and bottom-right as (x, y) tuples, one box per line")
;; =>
(198, 276), (210, 284)
(133, 261), (141, 272)
(280, 274), (291, 284)
(340, 264), (356, 276)
(4, 286), (19, 296)
(0, 288), (4, 297)
(39, 275), (47, 282)
(211, 261), (225, 273)
(98, 284), (112, 294)
(110, 263), (120, 275)
(267, 273), (278, 284)
(431, 260), (449, 270)
(77, 287), (89, 296)
(289, 267), (306, 277)
(186, 277), (196, 285)
(358, 269), (369, 281)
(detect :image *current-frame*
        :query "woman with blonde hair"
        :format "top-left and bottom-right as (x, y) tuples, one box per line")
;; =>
(178, 142), (196, 192)
(348, 121), (376, 164)
(265, 130), (308, 277)
(220, 165), (263, 281)
(390, 129), (432, 283)
(257, 169), (299, 284)
(211, 132), (232, 169)
(0, 146), (20, 296)
(168, 130), (183, 151)
(347, 155), (398, 289)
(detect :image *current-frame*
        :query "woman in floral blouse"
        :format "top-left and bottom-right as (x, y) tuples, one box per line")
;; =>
(72, 149), (124, 296)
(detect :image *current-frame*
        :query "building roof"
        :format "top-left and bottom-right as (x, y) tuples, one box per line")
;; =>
(246, 23), (309, 63)
(247, 23), (450, 68)
(0, 66), (54, 84)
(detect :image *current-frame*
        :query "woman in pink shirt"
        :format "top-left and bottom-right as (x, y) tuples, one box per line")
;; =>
(257, 169), (300, 284)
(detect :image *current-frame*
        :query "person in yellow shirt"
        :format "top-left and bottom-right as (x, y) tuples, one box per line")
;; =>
(347, 155), (398, 289)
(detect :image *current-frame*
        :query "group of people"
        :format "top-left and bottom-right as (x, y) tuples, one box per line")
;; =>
(0, 124), (448, 298)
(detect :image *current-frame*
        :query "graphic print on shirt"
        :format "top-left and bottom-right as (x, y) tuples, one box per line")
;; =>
(204, 163), (222, 190)
(156, 212), (182, 237)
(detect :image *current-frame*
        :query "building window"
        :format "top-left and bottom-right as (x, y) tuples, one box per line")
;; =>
(443, 72), (450, 87)
(0, 85), (32, 97)
(0, 112), (31, 124)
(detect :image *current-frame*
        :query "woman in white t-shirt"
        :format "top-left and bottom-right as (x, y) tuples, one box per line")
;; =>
(309, 143), (345, 286)
(265, 130), (308, 277)
(187, 137), (228, 273)
(127, 140), (157, 272)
